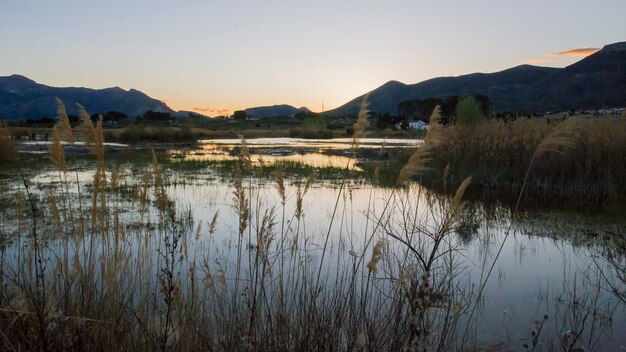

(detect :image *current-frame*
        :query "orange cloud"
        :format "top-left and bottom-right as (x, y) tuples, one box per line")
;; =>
(193, 107), (231, 116)
(521, 58), (558, 64)
(548, 47), (600, 57)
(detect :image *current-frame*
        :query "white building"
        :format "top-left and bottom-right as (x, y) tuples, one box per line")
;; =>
(408, 120), (430, 130)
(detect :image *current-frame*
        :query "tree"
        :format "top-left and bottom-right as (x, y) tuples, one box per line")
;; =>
(376, 113), (393, 130)
(455, 96), (484, 125)
(105, 111), (129, 122)
(143, 111), (172, 122)
(398, 101), (415, 130)
(232, 110), (247, 121)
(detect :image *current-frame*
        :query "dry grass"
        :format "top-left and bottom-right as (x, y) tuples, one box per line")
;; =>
(0, 102), (622, 351)
(0, 103), (474, 351)
(422, 116), (626, 209)
(0, 122), (15, 163)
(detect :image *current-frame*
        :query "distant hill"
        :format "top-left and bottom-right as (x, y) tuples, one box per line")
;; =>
(327, 41), (626, 117)
(0, 75), (174, 120)
(244, 104), (311, 118)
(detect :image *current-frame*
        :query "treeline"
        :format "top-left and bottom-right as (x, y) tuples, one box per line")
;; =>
(370, 95), (491, 130)
(6, 110), (177, 127)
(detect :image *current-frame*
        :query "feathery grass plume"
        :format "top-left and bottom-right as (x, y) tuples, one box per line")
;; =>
(532, 117), (578, 160)
(94, 115), (105, 165)
(295, 184), (304, 220)
(351, 94), (370, 148)
(294, 172), (316, 220)
(47, 188), (62, 234)
(396, 107), (438, 184)
(110, 166), (118, 191)
(449, 176), (472, 215)
(216, 260), (228, 294)
(372, 142), (387, 183)
(397, 145), (432, 184)
(304, 170), (317, 194)
(91, 166), (102, 227)
(208, 210), (219, 235)
(152, 150), (169, 214)
(202, 262), (219, 297)
(233, 160), (249, 235)
(257, 207), (276, 276)
(275, 166), (286, 204)
(194, 221), (203, 240)
(256, 152), (265, 177)
(441, 177), (472, 234)
(237, 134), (252, 168)
(55, 98), (74, 143)
(77, 103), (96, 145)
(425, 105), (442, 144)
(137, 170), (152, 215)
(367, 239), (385, 273)
(48, 125), (67, 172)
(398, 263), (417, 289)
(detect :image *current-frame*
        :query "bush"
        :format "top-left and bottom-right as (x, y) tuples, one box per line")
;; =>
(117, 124), (196, 143)
(289, 127), (333, 139)
(455, 96), (484, 125)
(118, 124), (147, 143)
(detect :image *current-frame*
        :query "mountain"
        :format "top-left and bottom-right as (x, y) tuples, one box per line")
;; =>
(244, 104), (310, 118)
(327, 42), (626, 116)
(0, 75), (174, 120)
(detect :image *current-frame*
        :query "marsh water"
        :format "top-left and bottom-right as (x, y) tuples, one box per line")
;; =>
(1, 138), (624, 350)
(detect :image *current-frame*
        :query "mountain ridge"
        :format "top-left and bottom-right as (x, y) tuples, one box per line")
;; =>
(2, 41), (625, 120)
(326, 41), (626, 117)
(244, 104), (311, 118)
(0, 75), (174, 120)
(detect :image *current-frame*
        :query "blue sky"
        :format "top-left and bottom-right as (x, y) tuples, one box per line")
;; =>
(1, 0), (624, 114)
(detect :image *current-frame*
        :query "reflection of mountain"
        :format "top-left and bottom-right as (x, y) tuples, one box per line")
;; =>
(327, 42), (626, 116)
(244, 105), (311, 118)
(0, 75), (174, 120)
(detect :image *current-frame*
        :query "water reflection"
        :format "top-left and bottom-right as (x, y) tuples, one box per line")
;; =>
(169, 137), (422, 171)
(0, 157), (624, 350)
(171, 149), (361, 170)
(198, 137), (422, 148)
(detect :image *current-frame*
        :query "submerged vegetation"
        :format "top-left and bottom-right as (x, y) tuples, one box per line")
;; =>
(0, 100), (624, 351)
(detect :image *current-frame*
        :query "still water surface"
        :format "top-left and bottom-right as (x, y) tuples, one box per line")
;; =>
(0, 138), (623, 350)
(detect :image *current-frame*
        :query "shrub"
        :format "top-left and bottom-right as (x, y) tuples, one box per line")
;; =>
(455, 96), (484, 125)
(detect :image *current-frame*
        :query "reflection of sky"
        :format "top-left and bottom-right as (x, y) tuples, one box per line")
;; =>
(2, 164), (625, 350)
(198, 137), (423, 149)
(175, 150), (360, 170)
(171, 137), (425, 170)
(172, 178), (626, 349)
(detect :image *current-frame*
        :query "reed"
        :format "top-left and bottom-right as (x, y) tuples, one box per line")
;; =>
(422, 116), (626, 209)
(0, 102), (622, 351)
(0, 122), (14, 164)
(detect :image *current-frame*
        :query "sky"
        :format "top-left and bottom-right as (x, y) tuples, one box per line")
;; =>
(1, 0), (625, 115)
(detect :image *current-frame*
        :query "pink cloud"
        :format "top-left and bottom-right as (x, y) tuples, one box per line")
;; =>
(548, 47), (600, 57)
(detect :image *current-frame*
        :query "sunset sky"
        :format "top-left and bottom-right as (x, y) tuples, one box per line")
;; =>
(1, 0), (624, 115)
